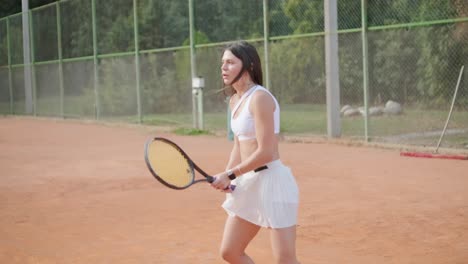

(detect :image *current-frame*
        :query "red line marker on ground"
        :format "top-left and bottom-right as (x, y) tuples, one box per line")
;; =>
(400, 151), (468, 160)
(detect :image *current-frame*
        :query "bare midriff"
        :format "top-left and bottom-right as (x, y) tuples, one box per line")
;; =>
(238, 135), (280, 162)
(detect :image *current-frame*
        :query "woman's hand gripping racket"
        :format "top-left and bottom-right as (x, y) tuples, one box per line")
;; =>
(144, 137), (236, 190)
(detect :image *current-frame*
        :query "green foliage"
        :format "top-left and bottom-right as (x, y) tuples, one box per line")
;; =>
(141, 51), (191, 114)
(96, 0), (135, 54)
(64, 92), (96, 117)
(182, 31), (210, 46)
(61, 0), (93, 58)
(269, 0), (292, 37)
(369, 29), (419, 104)
(0, 21), (7, 66)
(98, 57), (137, 116)
(8, 14), (24, 64)
(338, 33), (364, 105)
(32, 6), (58, 61)
(284, 0), (323, 33)
(0, 0), (57, 17)
(269, 38), (325, 104)
(282, 0), (361, 33)
(142, 67), (180, 113)
(194, 0), (263, 42)
(138, 0), (189, 50)
(1, 0), (466, 127)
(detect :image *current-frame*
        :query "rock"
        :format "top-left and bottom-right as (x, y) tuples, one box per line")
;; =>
(357, 106), (384, 116)
(343, 108), (361, 117)
(369, 106), (384, 116)
(340, 105), (353, 114)
(383, 100), (402, 115)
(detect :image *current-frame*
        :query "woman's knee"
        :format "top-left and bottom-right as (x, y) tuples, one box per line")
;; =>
(220, 247), (239, 262)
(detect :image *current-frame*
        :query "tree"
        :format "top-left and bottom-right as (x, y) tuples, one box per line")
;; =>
(1, 0), (58, 18)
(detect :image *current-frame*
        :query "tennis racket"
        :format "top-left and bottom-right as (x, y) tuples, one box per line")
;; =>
(144, 137), (235, 190)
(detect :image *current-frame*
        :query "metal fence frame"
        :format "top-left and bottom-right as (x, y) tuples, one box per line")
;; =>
(0, 0), (467, 146)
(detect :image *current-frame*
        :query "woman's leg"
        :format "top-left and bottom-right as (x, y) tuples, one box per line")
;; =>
(269, 225), (300, 264)
(220, 215), (261, 264)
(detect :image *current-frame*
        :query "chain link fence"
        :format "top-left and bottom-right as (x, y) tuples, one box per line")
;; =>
(0, 0), (467, 150)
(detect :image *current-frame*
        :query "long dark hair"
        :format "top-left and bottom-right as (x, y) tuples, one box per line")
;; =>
(222, 41), (263, 96)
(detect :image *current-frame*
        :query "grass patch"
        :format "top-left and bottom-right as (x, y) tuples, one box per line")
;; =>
(2, 100), (466, 147)
(142, 115), (189, 126)
(173, 127), (211, 136)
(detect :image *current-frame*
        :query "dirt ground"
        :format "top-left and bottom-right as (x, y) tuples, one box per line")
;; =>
(1, 117), (467, 264)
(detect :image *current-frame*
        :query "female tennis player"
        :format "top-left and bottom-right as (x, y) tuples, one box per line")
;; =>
(211, 41), (300, 264)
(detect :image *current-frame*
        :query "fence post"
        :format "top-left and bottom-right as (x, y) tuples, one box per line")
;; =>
(263, 0), (270, 90)
(324, 0), (341, 138)
(188, 0), (198, 129)
(28, 10), (37, 116)
(133, 0), (142, 123)
(91, 0), (100, 120)
(56, 2), (65, 118)
(361, 0), (370, 141)
(6, 17), (14, 114)
(21, 0), (33, 115)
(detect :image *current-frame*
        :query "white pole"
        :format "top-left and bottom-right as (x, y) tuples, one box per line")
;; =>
(22, 0), (33, 114)
(435, 65), (465, 153)
(188, 0), (198, 129)
(361, 0), (370, 141)
(324, 0), (341, 137)
(263, 0), (270, 90)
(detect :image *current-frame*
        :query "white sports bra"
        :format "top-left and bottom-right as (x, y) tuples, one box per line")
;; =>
(230, 85), (280, 141)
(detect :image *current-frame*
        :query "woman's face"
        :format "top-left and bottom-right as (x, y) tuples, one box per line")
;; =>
(221, 50), (243, 85)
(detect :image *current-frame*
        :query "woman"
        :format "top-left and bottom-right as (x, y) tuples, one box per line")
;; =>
(211, 41), (300, 264)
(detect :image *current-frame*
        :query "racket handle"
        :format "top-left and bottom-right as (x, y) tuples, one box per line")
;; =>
(224, 184), (236, 191)
(209, 176), (236, 191)
(206, 176), (215, 183)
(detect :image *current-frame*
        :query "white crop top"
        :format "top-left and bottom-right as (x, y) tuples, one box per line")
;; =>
(230, 85), (280, 141)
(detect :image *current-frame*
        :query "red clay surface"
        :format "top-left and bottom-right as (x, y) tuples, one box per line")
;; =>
(1, 117), (467, 264)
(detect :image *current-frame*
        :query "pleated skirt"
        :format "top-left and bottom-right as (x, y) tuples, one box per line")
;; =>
(222, 159), (299, 228)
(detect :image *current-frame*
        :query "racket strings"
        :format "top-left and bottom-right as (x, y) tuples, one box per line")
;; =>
(147, 140), (194, 188)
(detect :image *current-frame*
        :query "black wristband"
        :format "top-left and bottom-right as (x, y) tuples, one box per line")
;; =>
(226, 169), (236, 180)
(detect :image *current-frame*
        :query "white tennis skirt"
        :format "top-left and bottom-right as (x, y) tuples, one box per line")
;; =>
(222, 159), (299, 229)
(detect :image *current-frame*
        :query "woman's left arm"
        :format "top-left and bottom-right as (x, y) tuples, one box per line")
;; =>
(211, 91), (276, 190)
(234, 91), (277, 173)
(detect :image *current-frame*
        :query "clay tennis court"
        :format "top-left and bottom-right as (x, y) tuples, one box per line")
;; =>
(1, 117), (467, 263)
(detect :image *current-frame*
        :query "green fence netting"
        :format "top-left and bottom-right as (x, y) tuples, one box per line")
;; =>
(0, 0), (466, 149)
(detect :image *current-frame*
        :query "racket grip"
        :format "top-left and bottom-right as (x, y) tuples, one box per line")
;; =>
(210, 176), (236, 191)
(224, 184), (236, 191)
